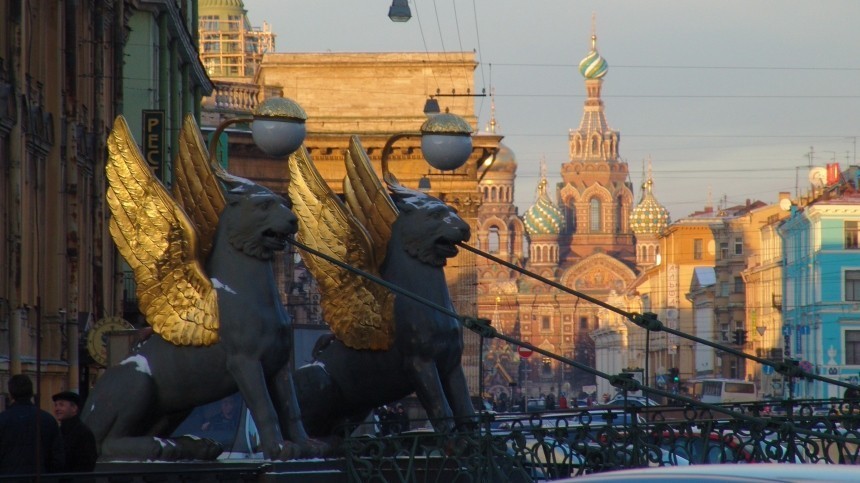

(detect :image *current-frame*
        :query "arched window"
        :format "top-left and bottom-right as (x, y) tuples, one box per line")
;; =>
(591, 136), (599, 155)
(488, 227), (500, 253)
(565, 202), (576, 234)
(590, 198), (602, 233)
(616, 195), (624, 233)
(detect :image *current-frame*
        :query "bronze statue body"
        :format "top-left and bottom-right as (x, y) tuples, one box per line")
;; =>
(82, 116), (322, 461)
(287, 138), (476, 438)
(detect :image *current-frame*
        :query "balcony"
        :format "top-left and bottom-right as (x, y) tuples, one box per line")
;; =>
(202, 80), (283, 116)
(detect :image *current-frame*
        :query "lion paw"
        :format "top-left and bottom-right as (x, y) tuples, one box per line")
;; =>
(300, 438), (331, 458)
(267, 441), (303, 460)
(154, 436), (222, 461)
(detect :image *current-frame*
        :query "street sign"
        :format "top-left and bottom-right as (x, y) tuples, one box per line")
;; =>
(762, 364), (774, 375)
(782, 325), (791, 337)
(517, 345), (533, 358)
(656, 375), (666, 385)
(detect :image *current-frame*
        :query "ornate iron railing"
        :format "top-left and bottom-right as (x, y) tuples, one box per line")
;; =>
(339, 405), (860, 482)
(285, 238), (860, 481)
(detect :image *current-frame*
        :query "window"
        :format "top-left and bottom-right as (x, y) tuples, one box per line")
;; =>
(565, 203), (576, 233)
(846, 270), (860, 301)
(615, 195), (623, 233)
(734, 276), (744, 294)
(693, 238), (703, 260)
(580, 316), (589, 329)
(720, 282), (730, 297)
(488, 227), (500, 254)
(734, 237), (743, 255)
(541, 316), (551, 331)
(719, 242), (729, 260)
(847, 330), (860, 365)
(590, 198), (601, 233)
(846, 221), (860, 249)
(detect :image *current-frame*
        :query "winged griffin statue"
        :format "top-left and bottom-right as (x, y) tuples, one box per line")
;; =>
(81, 115), (324, 461)
(288, 137), (476, 437)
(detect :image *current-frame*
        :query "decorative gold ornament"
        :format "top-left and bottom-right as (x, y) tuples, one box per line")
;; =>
(106, 115), (221, 346)
(253, 97), (308, 121)
(288, 137), (396, 350)
(420, 112), (473, 135)
(86, 317), (135, 367)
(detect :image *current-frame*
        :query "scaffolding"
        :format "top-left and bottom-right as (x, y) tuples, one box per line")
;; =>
(199, 15), (275, 78)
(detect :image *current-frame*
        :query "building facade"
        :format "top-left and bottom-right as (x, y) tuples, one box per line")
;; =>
(779, 186), (860, 399)
(0, 0), (211, 407)
(476, 34), (657, 401)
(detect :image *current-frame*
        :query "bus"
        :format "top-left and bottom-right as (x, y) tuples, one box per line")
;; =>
(691, 378), (757, 404)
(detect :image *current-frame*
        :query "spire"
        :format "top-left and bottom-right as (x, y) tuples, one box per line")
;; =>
(578, 14), (608, 80)
(485, 87), (498, 134)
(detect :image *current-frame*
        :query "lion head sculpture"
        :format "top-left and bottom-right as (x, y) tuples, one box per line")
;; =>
(389, 186), (471, 267)
(221, 184), (298, 261)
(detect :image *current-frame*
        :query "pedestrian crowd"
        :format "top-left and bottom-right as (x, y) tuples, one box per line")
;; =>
(0, 374), (98, 475)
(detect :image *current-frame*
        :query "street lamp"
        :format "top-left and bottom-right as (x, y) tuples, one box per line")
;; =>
(388, 0), (411, 22)
(207, 97), (308, 164)
(380, 112), (473, 180)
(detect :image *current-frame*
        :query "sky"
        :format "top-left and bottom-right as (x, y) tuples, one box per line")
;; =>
(247, 0), (860, 219)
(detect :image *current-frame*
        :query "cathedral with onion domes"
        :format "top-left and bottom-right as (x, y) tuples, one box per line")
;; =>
(476, 31), (670, 403)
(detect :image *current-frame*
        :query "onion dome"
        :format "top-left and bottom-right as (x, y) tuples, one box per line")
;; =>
(630, 178), (670, 235)
(485, 143), (517, 172)
(524, 178), (564, 236)
(578, 34), (608, 80)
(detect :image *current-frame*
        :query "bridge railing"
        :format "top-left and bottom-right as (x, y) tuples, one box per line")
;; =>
(339, 406), (860, 482)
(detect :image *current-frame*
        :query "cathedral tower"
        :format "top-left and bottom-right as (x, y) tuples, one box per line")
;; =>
(558, 31), (635, 266)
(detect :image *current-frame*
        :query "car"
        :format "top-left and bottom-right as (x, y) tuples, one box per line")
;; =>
(557, 463), (860, 482)
(604, 396), (661, 408)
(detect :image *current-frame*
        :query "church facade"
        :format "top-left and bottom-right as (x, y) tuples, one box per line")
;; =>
(476, 34), (669, 402)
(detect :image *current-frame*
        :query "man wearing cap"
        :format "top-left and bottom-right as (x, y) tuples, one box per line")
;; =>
(52, 390), (97, 472)
(0, 374), (65, 474)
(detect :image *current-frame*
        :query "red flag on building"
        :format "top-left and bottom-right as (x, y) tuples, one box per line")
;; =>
(827, 163), (840, 185)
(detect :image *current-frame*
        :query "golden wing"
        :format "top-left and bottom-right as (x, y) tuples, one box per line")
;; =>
(106, 116), (219, 346)
(342, 136), (398, 268)
(288, 146), (395, 350)
(172, 115), (226, 259)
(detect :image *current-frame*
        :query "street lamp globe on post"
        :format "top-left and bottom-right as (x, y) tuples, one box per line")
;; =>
(380, 112), (474, 183)
(419, 113), (473, 171)
(252, 97), (308, 157)
(208, 96), (308, 164)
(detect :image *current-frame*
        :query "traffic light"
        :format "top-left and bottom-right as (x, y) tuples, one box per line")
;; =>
(669, 367), (680, 383)
(733, 329), (748, 345)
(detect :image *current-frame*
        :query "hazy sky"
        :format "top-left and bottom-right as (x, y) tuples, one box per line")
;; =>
(248, 0), (860, 219)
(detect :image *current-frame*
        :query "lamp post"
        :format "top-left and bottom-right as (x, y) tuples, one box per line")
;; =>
(207, 97), (308, 164)
(380, 112), (474, 181)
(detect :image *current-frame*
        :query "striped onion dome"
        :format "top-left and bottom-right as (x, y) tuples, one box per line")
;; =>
(630, 178), (670, 235)
(578, 34), (608, 80)
(524, 178), (564, 236)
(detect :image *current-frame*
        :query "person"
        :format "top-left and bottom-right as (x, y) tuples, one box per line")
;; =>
(0, 374), (65, 475)
(52, 390), (98, 472)
(395, 403), (409, 433)
(558, 392), (568, 410)
(545, 391), (556, 410)
(201, 395), (241, 433)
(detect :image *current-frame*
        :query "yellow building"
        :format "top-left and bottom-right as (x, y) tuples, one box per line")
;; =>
(618, 207), (721, 392)
(740, 195), (791, 395)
